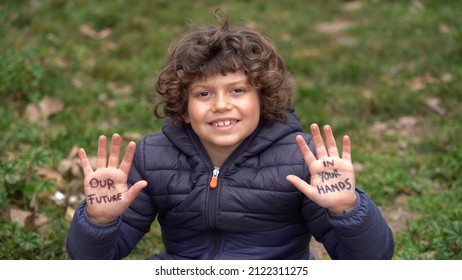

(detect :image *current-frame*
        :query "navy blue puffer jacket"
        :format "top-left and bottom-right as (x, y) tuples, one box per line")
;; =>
(67, 111), (394, 259)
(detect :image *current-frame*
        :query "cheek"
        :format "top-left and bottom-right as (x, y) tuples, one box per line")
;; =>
(247, 97), (261, 118)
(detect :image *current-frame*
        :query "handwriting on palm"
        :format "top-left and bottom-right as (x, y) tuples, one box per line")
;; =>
(287, 124), (357, 214)
(79, 134), (147, 224)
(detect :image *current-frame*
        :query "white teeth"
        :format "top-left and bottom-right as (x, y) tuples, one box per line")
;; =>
(213, 120), (236, 127)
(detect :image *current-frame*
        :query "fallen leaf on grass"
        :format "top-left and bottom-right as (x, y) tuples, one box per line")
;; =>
(25, 104), (41, 122)
(39, 96), (64, 118)
(79, 25), (113, 39)
(342, 1), (363, 12)
(108, 82), (133, 96)
(425, 97), (446, 115)
(36, 166), (64, 187)
(6, 207), (49, 229)
(396, 116), (418, 136)
(26, 96), (64, 122)
(316, 20), (354, 34)
(58, 145), (82, 178)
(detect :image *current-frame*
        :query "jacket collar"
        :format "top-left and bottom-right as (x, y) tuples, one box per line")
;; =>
(161, 109), (303, 162)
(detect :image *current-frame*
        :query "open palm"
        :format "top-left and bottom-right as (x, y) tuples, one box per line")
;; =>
(287, 124), (357, 215)
(79, 134), (147, 224)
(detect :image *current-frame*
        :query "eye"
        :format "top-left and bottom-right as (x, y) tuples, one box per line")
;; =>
(231, 88), (246, 95)
(195, 91), (212, 97)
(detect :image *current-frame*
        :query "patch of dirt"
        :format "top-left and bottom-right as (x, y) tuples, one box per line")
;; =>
(380, 193), (420, 234)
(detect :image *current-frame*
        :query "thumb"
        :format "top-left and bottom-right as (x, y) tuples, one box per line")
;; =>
(125, 180), (148, 203)
(286, 175), (314, 198)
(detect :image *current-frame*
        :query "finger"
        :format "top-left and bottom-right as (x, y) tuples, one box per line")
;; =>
(310, 123), (328, 159)
(108, 133), (122, 168)
(286, 175), (315, 198)
(119, 141), (136, 174)
(323, 125), (339, 157)
(295, 135), (317, 166)
(97, 135), (107, 169)
(125, 180), (148, 203)
(342, 135), (352, 162)
(78, 148), (94, 177)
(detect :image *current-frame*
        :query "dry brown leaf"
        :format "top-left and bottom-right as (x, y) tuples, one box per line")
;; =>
(409, 72), (437, 91)
(38, 96), (64, 119)
(425, 97), (446, 115)
(34, 212), (49, 229)
(25, 104), (41, 122)
(6, 207), (48, 229)
(397, 116), (417, 129)
(59, 145), (82, 177)
(342, 1), (363, 12)
(316, 20), (354, 34)
(79, 25), (113, 39)
(79, 24), (98, 39)
(7, 207), (32, 227)
(396, 116), (417, 136)
(98, 28), (113, 39)
(108, 82), (133, 96)
(409, 76), (425, 91)
(440, 73), (453, 82)
(36, 167), (64, 186)
(370, 122), (389, 135)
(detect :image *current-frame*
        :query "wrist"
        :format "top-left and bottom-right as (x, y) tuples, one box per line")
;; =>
(328, 196), (358, 215)
(85, 207), (118, 225)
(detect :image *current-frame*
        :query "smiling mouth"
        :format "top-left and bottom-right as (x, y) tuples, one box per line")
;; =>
(211, 120), (238, 127)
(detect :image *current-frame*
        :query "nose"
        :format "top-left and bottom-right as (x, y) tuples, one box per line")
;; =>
(212, 93), (233, 112)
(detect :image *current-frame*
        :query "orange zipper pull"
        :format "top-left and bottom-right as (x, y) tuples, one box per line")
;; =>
(210, 167), (220, 189)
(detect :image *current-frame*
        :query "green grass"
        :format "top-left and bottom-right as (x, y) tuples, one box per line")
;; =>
(1, 0), (461, 260)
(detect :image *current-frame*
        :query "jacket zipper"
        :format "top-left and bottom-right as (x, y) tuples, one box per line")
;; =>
(209, 167), (220, 189)
(205, 167), (221, 259)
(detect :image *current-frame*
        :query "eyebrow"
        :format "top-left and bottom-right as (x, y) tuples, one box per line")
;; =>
(191, 77), (250, 90)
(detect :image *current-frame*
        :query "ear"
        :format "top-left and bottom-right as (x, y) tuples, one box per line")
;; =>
(183, 113), (190, 124)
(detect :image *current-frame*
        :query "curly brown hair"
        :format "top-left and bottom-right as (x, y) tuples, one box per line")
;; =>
(154, 17), (294, 126)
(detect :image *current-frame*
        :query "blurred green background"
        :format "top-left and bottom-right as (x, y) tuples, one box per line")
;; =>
(0, 0), (461, 259)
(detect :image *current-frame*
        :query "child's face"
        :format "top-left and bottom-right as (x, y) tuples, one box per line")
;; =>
(184, 71), (261, 159)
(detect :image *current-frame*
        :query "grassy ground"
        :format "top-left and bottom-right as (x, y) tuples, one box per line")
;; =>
(0, 0), (461, 260)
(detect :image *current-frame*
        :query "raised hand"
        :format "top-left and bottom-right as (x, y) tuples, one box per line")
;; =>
(79, 134), (147, 224)
(286, 124), (357, 215)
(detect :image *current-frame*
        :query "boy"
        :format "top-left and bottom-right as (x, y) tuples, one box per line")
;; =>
(67, 18), (394, 260)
